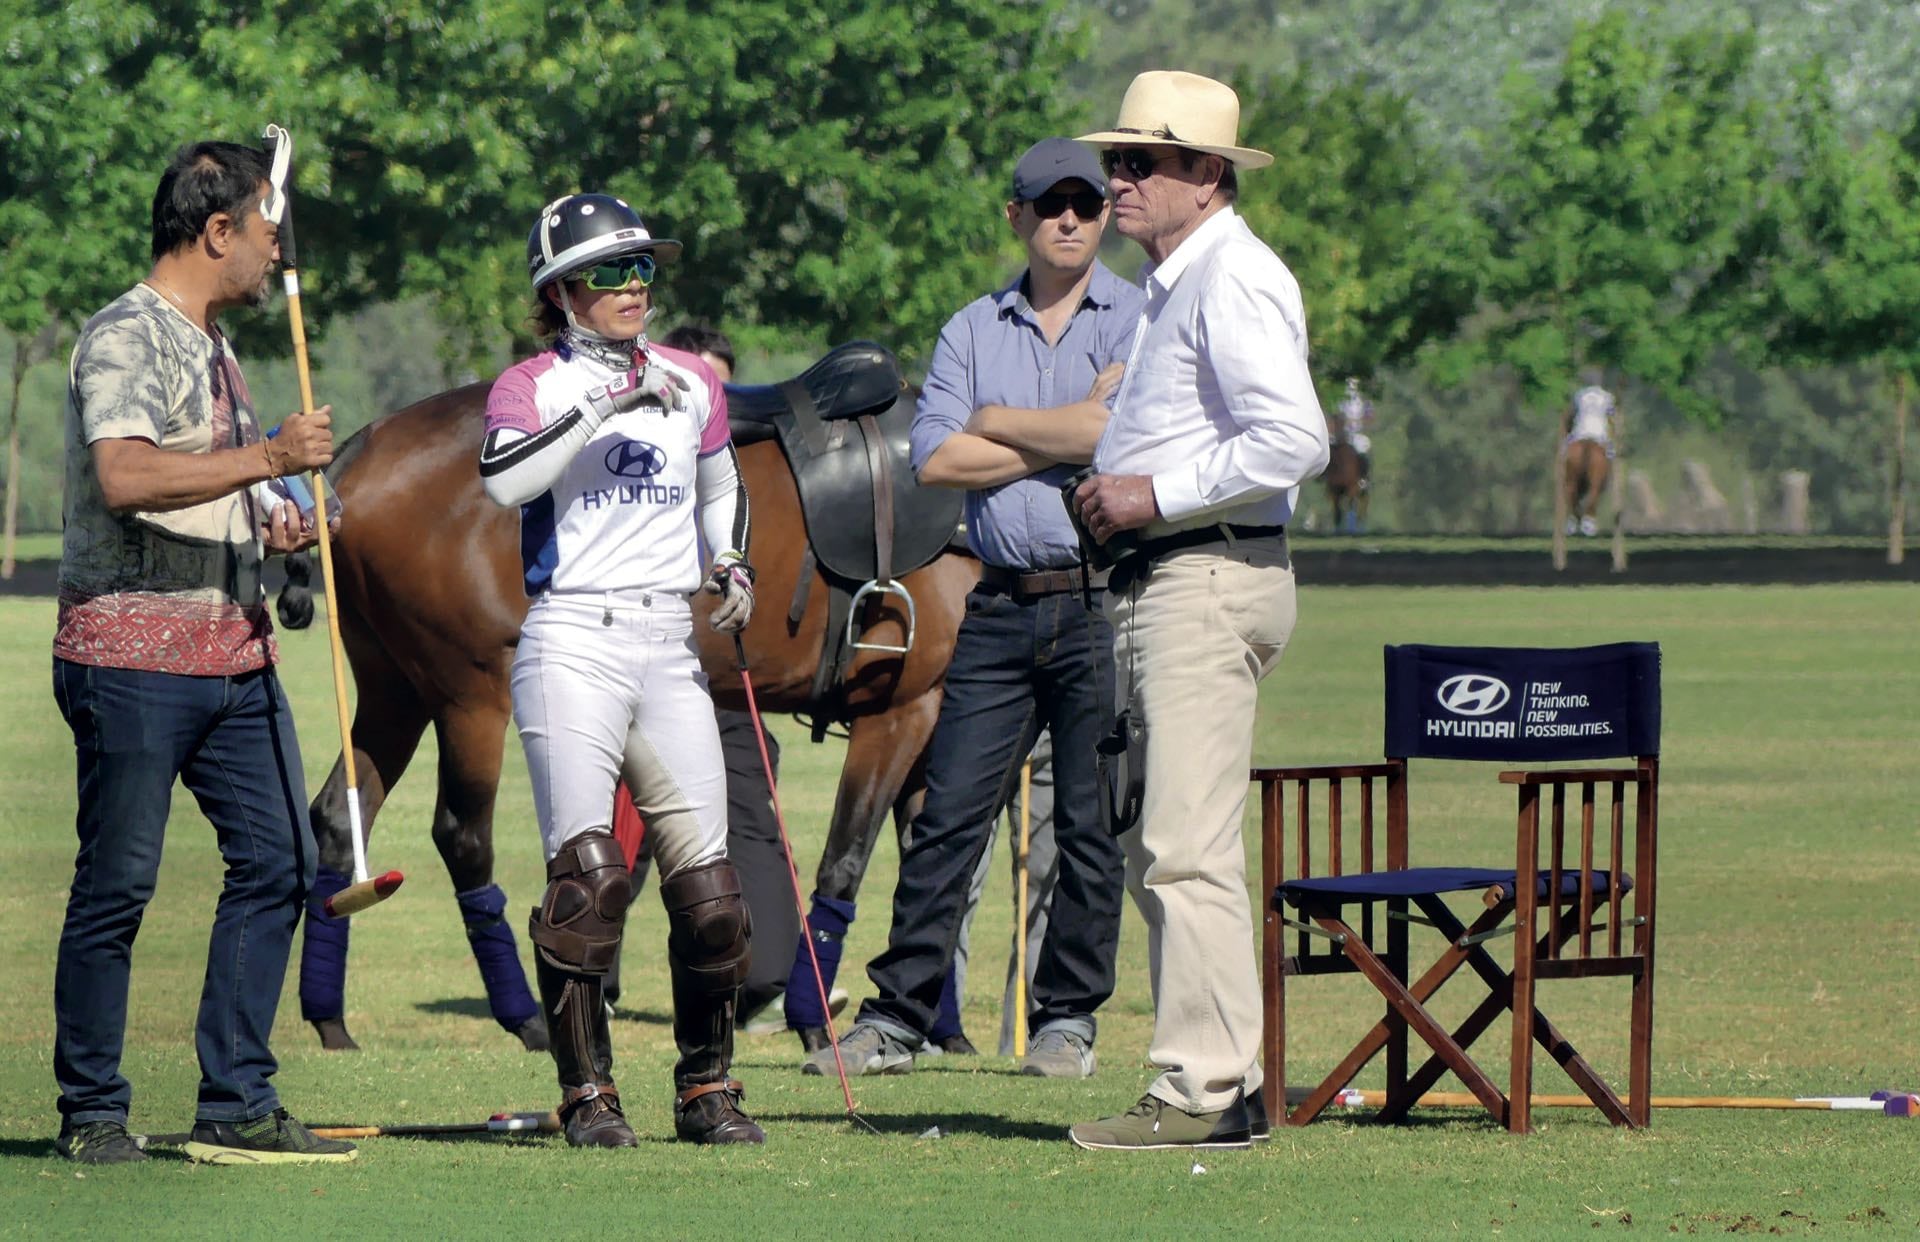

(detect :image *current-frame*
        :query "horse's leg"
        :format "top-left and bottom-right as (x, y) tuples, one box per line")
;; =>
(300, 628), (430, 1051)
(783, 688), (944, 1051)
(432, 694), (547, 1051)
(1562, 452), (1582, 536)
(1587, 452), (1610, 534)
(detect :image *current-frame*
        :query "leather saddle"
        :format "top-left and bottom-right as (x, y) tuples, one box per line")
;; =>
(724, 343), (965, 737)
(725, 341), (961, 590)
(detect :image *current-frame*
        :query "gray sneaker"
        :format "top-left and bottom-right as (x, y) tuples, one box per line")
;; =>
(183, 1109), (358, 1165)
(801, 1022), (916, 1077)
(1020, 1028), (1096, 1078)
(56, 1119), (148, 1165)
(1068, 1092), (1253, 1151)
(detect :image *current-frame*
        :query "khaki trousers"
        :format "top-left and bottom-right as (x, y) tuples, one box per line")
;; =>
(1107, 538), (1295, 1113)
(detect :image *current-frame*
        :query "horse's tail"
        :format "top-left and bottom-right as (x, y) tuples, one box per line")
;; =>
(277, 551), (315, 629)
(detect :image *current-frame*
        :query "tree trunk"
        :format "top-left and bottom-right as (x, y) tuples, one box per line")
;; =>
(1892, 371), (1908, 567)
(1610, 432), (1628, 574)
(2, 337), (28, 580)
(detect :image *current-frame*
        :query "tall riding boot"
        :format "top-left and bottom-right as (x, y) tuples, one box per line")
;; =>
(670, 956), (766, 1144)
(535, 954), (635, 1148)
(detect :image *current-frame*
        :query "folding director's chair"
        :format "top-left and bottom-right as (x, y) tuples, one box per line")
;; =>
(1255, 643), (1660, 1134)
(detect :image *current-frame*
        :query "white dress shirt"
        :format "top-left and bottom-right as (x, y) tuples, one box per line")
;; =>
(1095, 205), (1330, 535)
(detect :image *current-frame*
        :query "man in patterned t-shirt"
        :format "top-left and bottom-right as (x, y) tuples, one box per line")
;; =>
(51, 140), (348, 1166)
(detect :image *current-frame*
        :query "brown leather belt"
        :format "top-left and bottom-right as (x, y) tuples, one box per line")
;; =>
(978, 563), (1110, 599)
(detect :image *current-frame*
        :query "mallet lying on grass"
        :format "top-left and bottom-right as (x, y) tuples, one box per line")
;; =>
(144, 1112), (559, 1146)
(1324, 1088), (1920, 1116)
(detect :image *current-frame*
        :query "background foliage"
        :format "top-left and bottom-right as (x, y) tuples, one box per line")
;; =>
(3, 0), (1917, 537)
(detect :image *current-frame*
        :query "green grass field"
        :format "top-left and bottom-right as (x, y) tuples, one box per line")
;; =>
(1, 585), (1915, 1238)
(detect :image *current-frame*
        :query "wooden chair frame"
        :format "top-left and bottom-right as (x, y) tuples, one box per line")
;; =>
(1256, 756), (1658, 1134)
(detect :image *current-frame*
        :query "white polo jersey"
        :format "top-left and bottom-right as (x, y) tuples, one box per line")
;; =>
(1570, 385), (1615, 443)
(485, 343), (730, 596)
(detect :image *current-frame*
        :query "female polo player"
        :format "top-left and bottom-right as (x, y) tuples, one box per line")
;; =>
(478, 193), (760, 1147)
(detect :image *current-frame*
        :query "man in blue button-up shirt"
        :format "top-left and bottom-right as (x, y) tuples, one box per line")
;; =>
(803, 139), (1145, 1081)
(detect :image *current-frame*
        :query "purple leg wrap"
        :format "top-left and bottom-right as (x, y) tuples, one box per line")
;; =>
(456, 883), (538, 1033)
(298, 865), (352, 1022)
(783, 893), (855, 1028)
(929, 962), (964, 1042)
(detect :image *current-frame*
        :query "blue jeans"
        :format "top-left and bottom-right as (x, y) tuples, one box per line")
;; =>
(52, 659), (317, 1126)
(859, 584), (1123, 1044)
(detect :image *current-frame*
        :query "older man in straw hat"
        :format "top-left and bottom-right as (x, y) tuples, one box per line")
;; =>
(1067, 70), (1329, 1151)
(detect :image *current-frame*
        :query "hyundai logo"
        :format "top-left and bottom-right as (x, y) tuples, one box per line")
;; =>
(605, 440), (666, 478)
(1436, 674), (1511, 717)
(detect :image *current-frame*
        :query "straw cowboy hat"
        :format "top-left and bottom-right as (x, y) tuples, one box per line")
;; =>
(1077, 70), (1273, 171)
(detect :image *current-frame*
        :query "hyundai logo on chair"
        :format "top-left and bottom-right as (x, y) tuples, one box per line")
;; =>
(1427, 674), (1517, 739)
(1437, 675), (1511, 716)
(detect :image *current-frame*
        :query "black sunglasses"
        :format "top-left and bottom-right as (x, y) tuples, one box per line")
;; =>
(577, 253), (657, 291)
(1028, 190), (1106, 221)
(1101, 148), (1182, 181)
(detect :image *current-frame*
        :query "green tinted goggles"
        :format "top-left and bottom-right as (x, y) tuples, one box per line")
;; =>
(578, 253), (657, 291)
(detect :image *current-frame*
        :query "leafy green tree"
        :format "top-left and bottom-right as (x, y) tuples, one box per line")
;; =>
(1755, 66), (1920, 557)
(1232, 69), (1486, 403)
(5, 1), (1085, 355)
(1468, 15), (1770, 414)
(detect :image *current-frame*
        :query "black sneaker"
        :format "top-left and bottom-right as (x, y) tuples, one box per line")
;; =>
(56, 1119), (148, 1164)
(184, 1108), (357, 1165)
(1246, 1086), (1272, 1141)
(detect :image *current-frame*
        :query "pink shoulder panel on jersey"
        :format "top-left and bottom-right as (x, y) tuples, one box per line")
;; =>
(484, 352), (558, 435)
(653, 343), (732, 457)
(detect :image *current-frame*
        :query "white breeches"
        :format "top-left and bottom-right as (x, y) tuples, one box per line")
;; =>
(511, 589), (728, 876)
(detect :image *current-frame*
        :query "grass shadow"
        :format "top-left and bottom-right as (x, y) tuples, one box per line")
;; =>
(752, 1108), (1066, 1142)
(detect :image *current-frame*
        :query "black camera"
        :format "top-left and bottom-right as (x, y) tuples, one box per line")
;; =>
(1059, 466), (1139, 572)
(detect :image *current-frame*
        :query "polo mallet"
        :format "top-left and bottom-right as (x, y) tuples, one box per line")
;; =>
(1325, 1088), (1920, 1116)
(731, 632), (878, 1135)
(261, 124), (403, 918)
(1012, 758), (1032, 1058)
(144, 1111), (558, 1147)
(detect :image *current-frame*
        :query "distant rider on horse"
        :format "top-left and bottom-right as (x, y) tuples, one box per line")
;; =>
(1337, 377), (1374, 458)
(477, 192), (763, 1147)
(1561, 375), (1619, 537)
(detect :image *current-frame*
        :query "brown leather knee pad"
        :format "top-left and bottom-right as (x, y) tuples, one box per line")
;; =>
(659, 858), (751, 997)
(529, 832), (633, 975)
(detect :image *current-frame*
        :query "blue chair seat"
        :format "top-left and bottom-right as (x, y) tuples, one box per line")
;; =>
(1276, 867), (1632, 910)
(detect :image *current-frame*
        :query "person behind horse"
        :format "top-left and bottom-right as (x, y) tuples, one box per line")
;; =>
(1070, 71), (1331, 1150)
(478, 194), (762, 1146)
(1563, 371), (1618, 537)
(51, 139), (354, 1165)
(605, 321), (804, 1032)
(807, 138), (1142, 1080)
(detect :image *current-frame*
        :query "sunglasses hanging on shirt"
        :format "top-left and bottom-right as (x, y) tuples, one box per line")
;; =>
(1028, 190), (1107, 221)
(578, 253), (658, 291)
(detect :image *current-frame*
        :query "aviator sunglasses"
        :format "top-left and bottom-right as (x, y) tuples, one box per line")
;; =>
(1100, 148), (1182, 181)
(578, 252), (658, 291)
(1028, 189), (1107, 221)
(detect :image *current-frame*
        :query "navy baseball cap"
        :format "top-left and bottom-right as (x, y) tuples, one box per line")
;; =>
(1011, 139), (1109, 202)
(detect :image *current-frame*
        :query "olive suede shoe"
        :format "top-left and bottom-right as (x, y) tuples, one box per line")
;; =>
(1069, 1091), (1254, 1151)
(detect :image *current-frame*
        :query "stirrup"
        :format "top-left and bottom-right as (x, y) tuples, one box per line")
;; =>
(846, 579), (916, 654)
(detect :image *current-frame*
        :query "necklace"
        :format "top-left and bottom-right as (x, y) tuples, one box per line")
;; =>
(145, 276), (190, 309)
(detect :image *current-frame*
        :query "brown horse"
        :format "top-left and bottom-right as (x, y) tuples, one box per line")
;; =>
(1323, 439), (1369, 534)
(1562, 439), (1611, 536)
(280, 376), (979, 1051)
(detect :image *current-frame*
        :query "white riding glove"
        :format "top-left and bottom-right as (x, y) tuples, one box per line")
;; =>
(583, 361), (690, 422)
(703, 552), (755, 633)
